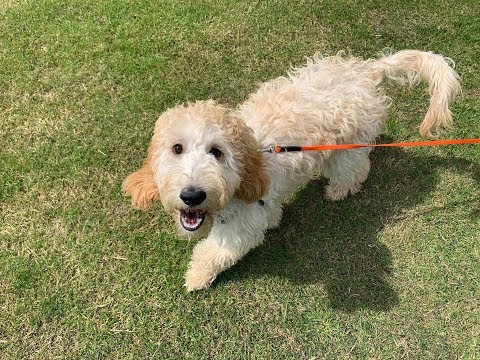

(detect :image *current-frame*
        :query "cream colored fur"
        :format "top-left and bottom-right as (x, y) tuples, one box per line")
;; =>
(123, 50), (460, 291)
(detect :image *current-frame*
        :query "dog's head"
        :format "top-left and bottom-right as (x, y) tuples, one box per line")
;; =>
(122, 100), (269, 237)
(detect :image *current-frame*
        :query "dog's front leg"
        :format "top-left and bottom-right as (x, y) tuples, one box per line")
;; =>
(184, 200), (267, 291)
(184, 237), (239, 291)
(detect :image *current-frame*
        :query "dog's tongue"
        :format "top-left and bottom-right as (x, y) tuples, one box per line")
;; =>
(180, 209), (206, 231)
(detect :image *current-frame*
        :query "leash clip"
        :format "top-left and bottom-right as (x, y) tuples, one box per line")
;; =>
(259, 146), (278, 153)
(259, 146), (303, 153)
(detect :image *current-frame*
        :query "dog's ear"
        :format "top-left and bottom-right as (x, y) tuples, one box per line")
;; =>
(234, 122), (270, 203)
(122, 144), (159, 210)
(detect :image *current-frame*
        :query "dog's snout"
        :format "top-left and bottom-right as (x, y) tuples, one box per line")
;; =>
(180, 187), (207, 206)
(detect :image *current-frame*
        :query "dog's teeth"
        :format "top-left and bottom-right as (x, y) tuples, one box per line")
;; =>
(180, 209), (206, 231)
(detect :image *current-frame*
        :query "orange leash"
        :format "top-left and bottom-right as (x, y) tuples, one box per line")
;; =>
(267, 138), (480, 153)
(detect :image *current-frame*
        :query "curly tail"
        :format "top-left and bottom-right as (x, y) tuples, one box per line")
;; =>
(373, 50), (461, 136)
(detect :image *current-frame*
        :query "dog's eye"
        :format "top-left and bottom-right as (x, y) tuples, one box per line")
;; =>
(209, 147), (222, 159)
(172, 144), (183, 155)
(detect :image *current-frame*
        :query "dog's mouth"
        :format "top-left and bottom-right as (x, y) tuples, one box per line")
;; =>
(179, 209), (207, 231)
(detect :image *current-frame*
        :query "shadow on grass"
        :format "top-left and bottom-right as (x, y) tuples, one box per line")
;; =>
(218, 137), (480, 312)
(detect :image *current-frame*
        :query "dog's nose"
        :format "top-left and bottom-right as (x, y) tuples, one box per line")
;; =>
(180, 187), (207, 206)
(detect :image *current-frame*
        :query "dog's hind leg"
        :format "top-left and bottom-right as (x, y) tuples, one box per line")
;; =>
(323, 148), (371, 201)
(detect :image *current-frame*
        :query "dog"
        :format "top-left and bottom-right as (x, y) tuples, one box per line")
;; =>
(123, 50), (460, 291)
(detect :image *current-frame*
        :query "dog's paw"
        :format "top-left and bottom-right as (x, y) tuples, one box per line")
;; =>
(266, 216), (281, 230)
(184, 269), (216, 292)
(265, 203), (282, 229)
(325, 183), (349, 201)
(325, 182), (361, 201)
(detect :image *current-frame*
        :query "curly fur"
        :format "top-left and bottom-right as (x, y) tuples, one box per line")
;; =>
(123, 50), (460, 291)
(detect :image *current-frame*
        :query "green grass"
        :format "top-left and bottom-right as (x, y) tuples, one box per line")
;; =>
(1, 0), (479, 358)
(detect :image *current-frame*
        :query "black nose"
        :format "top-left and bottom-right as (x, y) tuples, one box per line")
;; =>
(180, 187), (206, 206)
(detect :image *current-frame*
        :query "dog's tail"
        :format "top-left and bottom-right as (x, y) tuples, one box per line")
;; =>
(372, 50), (461, 136)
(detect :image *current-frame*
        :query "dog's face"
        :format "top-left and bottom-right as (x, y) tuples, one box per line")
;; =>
(123, 100), (269, 237)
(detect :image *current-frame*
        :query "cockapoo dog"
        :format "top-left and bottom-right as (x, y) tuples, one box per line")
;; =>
(123, 50), (460, 291)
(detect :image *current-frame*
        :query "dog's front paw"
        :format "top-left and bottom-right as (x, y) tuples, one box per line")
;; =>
(184, 268), (216, 292)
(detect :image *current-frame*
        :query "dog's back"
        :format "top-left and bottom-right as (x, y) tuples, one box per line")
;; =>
(237, 50), (461, 202)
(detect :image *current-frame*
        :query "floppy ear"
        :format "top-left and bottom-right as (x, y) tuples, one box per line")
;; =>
(122, 144), (159, 210)
(234, 123), (270, 203)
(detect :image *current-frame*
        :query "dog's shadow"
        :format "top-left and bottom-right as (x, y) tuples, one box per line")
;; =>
(218, 138), (479, 311)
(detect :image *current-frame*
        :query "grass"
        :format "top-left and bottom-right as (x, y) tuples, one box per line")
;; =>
(1, 0), (479, 358)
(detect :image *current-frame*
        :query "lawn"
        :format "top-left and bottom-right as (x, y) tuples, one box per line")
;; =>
(1, 0), (479, 358)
